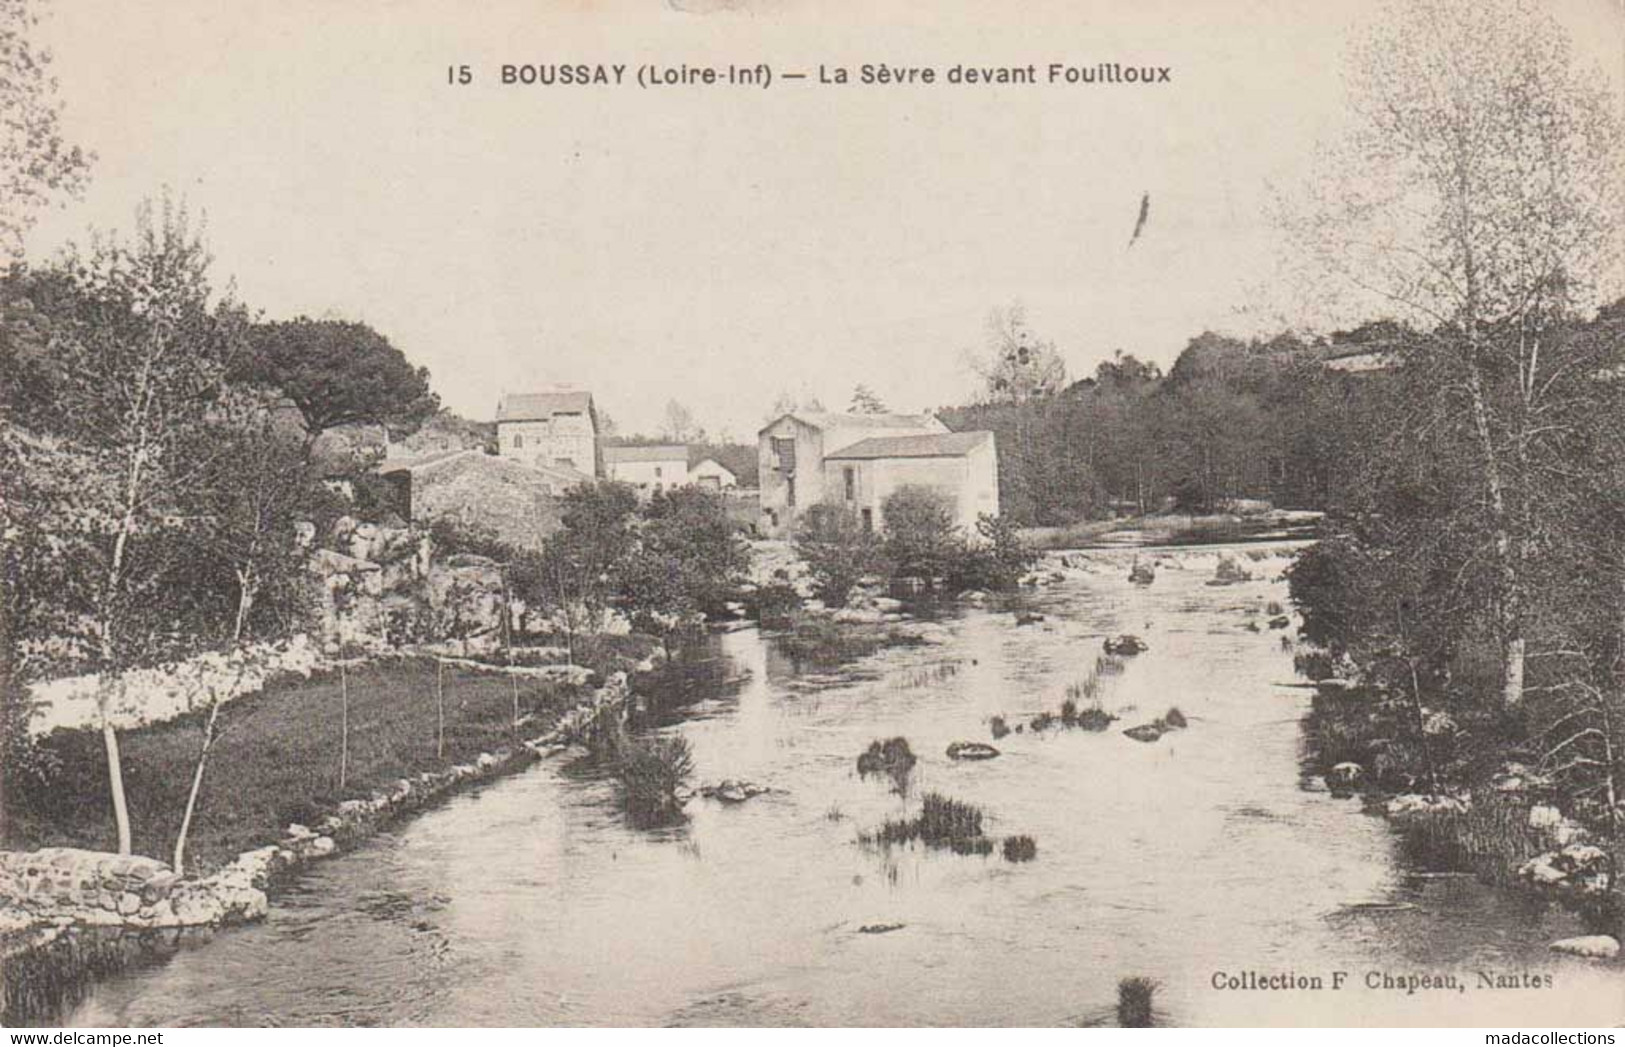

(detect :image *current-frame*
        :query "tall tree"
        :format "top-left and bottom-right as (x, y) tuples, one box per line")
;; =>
(971, 302), (1067, 405)
(660, 399), (704, 443)
(0, 0), (92, 258)
(848, 384), (887, 414)
(1289, 0), (1624, 706)
(242, 318), (438, 446)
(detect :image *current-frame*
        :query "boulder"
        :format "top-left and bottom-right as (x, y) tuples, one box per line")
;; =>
(858, 922), (905, 934)
(1210, 555), (1252, 585)
(1267, 616), (1291, 630)
(1549, 935), (1620, 960)
(1014, 612), (1045, 627)
(1128, 561), (1155, 586)
(946, 742), (1001, 761)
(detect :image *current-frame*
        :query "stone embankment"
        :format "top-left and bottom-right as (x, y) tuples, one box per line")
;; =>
(1, 672), (632, 971)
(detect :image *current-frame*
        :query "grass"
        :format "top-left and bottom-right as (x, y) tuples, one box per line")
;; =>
(863, 792), (986, 850)
(1117, 976), (1159, 1027)
(4, 657), (584, 876)
(857, 737), (917, 778)
(588, 723), (694, 827)
(1002, 835), (1038, 862)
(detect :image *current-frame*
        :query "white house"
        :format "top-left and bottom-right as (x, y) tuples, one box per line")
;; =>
(689, 457), (738, 491)
(495, 389), (598, 475)
(603, 444), (689, 492)
(823, 430), (1000, 534)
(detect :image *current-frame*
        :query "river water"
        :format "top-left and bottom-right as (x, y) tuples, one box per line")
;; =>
(64, 545), (1621, 1027)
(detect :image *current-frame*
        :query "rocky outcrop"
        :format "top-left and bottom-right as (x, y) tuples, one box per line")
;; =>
(946, 742), (1000, 760)
(1103, 634), (1148, 656)
(698, 780), (773, 804)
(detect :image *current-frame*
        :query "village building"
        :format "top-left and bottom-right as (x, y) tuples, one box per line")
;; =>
(824, 431), (999, 534)
(603, 444), (689, 492)
(757, 411), (997, 536)
(380, 449), (588, 550)
(495, 389), (599, 475)
(689, 456), (738, 491)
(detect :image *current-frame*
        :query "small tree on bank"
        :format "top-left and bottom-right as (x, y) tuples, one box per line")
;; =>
(793, 505), (881, 607)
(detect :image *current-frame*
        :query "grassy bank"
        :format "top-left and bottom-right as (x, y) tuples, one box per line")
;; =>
(3, 657), (591, 876)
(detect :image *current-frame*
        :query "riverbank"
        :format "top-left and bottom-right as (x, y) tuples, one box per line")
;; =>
(1018, 509), (1322, 552)
(1, 661), (638, 1025)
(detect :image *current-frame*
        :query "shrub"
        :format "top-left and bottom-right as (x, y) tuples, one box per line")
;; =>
(793, 504), (881, 607)
(857, 736), (917, 778)
(880, 486), (967, 586)
(989, 714), (1010, 739)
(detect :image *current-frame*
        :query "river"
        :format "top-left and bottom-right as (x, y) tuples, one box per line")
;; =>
(63, 545), (1621, 1027)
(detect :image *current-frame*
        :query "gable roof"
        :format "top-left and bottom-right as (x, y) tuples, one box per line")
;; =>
(603, 444), (688, 464)
(825, 431), (992, 460)
(690, 456), (737, 477)
(758, 410), (940, 435)
(496, 391), (594, 422)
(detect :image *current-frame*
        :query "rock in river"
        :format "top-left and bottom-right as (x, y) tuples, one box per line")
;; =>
(946, 741), (1001, 761)
(1104, 634), (1148, 656)
(699, 780), (772, 804)
(1123, 723), (1165, 743)
(1549, 935), (1620, 960)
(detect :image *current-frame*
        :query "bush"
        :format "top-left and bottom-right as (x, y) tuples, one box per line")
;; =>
(947, 514), (1039, 593)
(793, 505), (881, 607)
(1002, 834), (1038, 862)
(588, 720), (694, 827)
(880, 486), (966, 586)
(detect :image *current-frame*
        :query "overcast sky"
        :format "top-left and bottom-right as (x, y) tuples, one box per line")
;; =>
(22, 0), (1624, 440)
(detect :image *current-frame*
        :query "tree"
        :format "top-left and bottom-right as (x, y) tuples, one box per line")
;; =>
(793, 504), (881, 607)
(971, 302), (1067, 404)
(880, 486), (967, 586)
(618, 487), (748, 657)
(660, 399), (704, 444)
(242, 318), (438, 446)
(0, 0), (92, 259)
(848, 385), (887, 414)
(36, 196), (249, 855)
(1288, 0), (1624, 707)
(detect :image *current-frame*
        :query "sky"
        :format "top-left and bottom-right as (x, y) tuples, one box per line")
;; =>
(20, 0), (1625, 440)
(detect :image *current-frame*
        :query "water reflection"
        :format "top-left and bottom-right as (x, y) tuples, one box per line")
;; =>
(58, 545), (1622, 1027)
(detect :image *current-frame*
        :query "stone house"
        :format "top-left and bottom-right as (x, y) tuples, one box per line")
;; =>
(380, 449), (587, 550)
(823, 430), (1000, 534)
(689, 456), (738, 491)
(495, 389), (599, 475)
(757, 411), (960, 536)
(603, 444), (689, 492)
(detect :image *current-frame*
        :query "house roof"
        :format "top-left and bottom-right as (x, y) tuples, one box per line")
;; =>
(603, 444), (688, 464)
(690, 456), (737, 477)
(380, 448), (592, 487)
(378, 447), (478, 473)
(825, 431), (992, 460)
(758, 410), (940, 435)
(496, 391), (594, 422)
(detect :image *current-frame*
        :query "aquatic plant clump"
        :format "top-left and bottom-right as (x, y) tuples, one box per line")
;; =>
(857, 737), (918, 777)
(1002, 835), (1038, 862)
(613, 732), (695, 826)
(1117, 976), (1159, 1027)
(989, 714), (1011, 740)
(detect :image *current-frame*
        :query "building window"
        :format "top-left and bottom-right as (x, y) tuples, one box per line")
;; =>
(786, 476), (796, 508)
(844, 466), (856, 502)
(513, 434), (524, 449)
(772, 437), (796, 472)
(861, 508), (873, 532)
(654, 466), (662, 478)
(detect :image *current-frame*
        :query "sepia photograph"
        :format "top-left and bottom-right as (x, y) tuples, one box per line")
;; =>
(0, 0), (1622, 1031)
